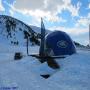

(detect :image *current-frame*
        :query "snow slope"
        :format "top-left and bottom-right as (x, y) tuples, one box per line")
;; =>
(0, 15), (40, 46)
(48, 50), (90, 90)
(0, 44), (90, 90)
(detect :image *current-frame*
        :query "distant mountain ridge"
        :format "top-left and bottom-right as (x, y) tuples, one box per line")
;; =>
(0, 15), (40, 46)
(0, 15), (86, 48)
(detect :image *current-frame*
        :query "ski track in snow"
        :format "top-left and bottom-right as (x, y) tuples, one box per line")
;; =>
(0, 46), (90, 90)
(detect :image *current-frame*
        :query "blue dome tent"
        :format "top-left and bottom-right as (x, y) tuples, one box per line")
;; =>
(45, 31), (76, 56)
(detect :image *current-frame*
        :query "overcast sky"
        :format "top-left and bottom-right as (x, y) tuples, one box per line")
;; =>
(0, 0), (90, 45)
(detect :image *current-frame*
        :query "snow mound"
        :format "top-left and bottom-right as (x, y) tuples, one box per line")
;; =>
(0, 45), (90, 90)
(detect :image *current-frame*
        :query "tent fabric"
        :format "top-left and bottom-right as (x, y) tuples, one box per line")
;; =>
(45, 31), (76, 56)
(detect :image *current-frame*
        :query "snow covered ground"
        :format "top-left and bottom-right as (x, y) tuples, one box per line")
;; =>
(0, 45), (90, 90)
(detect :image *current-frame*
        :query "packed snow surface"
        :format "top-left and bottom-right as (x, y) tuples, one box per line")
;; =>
(0, 44), (90, 90)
